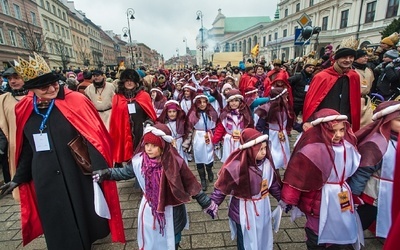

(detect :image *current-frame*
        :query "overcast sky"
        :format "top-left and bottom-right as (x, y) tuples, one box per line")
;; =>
(73, 0), (277, 60)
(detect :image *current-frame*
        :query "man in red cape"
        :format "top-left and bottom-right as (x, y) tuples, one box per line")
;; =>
(14, 89), (125, 246)
(302, 47), (361, 132)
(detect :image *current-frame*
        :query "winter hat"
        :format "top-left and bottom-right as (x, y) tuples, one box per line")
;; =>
(193, 91), (208, 103)
(239, 128), (268, 150)
(143, 132), (163, 148)
(381, 36), (395, 46)
(334, 48), (356, 60)
(383, 49), (399, 60)
(244, 86), (258, 96)
(355, 49), (368, 60)
(66, 71), (77, 79)
(226, 89), (243, 102)
(221, 83), (233, 93)
(165, 100), (179, 110)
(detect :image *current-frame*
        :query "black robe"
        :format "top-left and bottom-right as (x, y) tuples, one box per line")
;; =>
(13, 96), (110, 249)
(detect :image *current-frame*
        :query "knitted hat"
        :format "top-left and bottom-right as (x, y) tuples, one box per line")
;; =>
(226, 89), (243, 102)
(355, 49), (367, 60)
(143, 132), (163, 148)
(334, 48), (356, 60)
(66, 71), (77, 79)
(383, 49), (399, 59)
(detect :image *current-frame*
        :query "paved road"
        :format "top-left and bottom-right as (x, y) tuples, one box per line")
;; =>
(0, 133), (385, 249)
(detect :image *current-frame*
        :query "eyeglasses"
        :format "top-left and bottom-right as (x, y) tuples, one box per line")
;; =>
(37, 82), (58, 92)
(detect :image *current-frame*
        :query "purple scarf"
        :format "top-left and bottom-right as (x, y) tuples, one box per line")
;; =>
(226, 109), (243, 130)
(141, 153), (166, 235)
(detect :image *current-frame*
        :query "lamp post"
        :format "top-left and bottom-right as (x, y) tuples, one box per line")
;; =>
(196, 10), (205, 68)
(183, 37), (188, 67)
(123, 8), (135, 68)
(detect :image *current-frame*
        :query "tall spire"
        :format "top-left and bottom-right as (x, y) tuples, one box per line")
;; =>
(274, 5), (280, 20)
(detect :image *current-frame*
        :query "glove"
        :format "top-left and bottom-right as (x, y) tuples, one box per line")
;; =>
(114, 162), (123, 168)
(204, 200), (218, 219)
(92, 169), (111, 183)
(0, 181), (19, 197)
(278, 200), (292, 213)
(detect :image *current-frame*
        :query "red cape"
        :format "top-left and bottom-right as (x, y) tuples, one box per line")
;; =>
(384, 132), (400, 249)
(302, 66), (361, 132)
(109, 91), (156, 163)
(15, 89), (125, 245)
(238, 73), (257, 96)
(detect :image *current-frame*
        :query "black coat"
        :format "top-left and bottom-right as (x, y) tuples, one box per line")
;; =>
(288, 70), (313, 107)
(13, 105), (110, 250)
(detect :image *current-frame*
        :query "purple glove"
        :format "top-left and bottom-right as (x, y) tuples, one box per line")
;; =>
(204, 200), (218, 219)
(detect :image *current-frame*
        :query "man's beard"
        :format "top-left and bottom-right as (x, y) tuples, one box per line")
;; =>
(93, 80), (104, 87)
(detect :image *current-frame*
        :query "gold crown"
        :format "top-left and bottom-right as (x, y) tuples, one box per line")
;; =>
(339, 36), (359, 50)
(14, 52), (51, 82)
(304, 58), (318, 66)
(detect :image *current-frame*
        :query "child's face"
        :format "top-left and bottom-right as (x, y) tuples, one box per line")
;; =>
(223, 88), (231, 96)
(145, 143), (162, 158)
(151, 91), (157, 99)
(176, 84), (182, 91)
(256, 142), (267, 160)
(197, 98), (208, 111)
(331, 121), (345, 143)
(390, 116), (400, 133)
(184, 89), (191, 98)
(167, 109), (177, 120)
(229, 98), (241, 110)
(274, 80), (285, 87)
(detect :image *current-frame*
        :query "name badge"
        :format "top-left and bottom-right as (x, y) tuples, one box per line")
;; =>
(261, 179), (269, 199)
(128, 103), (136, 114)
(232, 130), (241, 141)
(338, 190), (351, 212)
(304, 85), (309, 92)
(33, 133), (51, 152)
(204, 133), (210, 144)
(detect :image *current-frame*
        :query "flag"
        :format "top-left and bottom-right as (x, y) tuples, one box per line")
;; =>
(251, 44), (259, 58)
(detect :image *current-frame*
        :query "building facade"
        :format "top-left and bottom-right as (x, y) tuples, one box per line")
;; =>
(0, 0), (44, 71)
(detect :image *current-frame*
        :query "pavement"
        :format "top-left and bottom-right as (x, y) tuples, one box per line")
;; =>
(0, 133), (385, 249)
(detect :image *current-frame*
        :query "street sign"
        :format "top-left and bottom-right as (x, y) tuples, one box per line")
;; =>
(294, 28), (310, 46)
(297, 13), (312, 27)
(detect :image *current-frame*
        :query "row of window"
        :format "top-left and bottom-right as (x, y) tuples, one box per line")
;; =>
(1, 0), (38, 25)
(40, 0), (67, 22)
(47, 40), (73, 58)
(284, 0), (398, 21)
(43, 18), (70, 39)
(0, 27), (33, 48)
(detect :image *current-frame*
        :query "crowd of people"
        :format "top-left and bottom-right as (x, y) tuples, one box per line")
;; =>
(0, 32), (400, 250)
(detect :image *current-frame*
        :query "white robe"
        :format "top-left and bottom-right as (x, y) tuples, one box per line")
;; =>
(221, 115), (242, 163)
(132, 154), (177, 250)
(228, 160), (275, 250)
(375, 139), (396, 238)
(268, 113), (290, 169)
(180, 99), (192, 114)
(166, 121), (188, 165)
(318, 141), (363, 248)
(192, 113), (215, 164)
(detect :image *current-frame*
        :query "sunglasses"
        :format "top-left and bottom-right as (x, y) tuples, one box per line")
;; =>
(38, 82), (58, 92)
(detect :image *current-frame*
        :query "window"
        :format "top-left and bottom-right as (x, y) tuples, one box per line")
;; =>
(0, 28), (4, 44)
(263, 36), (266, 47)
(66, 30), (69, 39)
(61, 27), (65, 37)
(56, 25), (60, 34)
(50, 22), (55, 32)
(268, 34), (272, 41)
(322, 16), (328, 31)
(274, 32), (278, 40)
(69, 48), (73, 57)
(1, 0), (9, 15)
(296, 3), (300, 12)
(386, 0), (399, 18)
(340, 9), (349, 28)
(284, 9), (288, 17)
(309, 0), (314, 7)
(20, 33), (27, 48)
(48, 42), (53, 54)
(40, 0), (44, 7)
(9, 29), (17, 46)
(13, 4), (21, 19)
(365, 1), (376, 23)
(283, 29), (287, 37)
(31, 12), (37, 25)
(62, 12), (66, 21)
(52, 5), (56, 14)
(44, 19), (49, 30)
(46, 1), (50, 11)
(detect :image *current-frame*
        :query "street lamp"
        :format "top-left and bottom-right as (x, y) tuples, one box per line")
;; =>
(123, 8), (135, 68)
(183, 37), (188, 68)
(196, 10), (205, 68)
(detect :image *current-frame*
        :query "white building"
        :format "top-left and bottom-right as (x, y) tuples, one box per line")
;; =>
(207, 0), (399, 65)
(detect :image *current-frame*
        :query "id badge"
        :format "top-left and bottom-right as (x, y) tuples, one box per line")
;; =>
(232, 130), (241, 141)
(97, 96), (103, 103)
(278, 131), (286, 142)
(261, 179), (269, 199)
(33, 133), (51, 152)
(204, 133), (210, 144)
(128, 103), (136, 114)
(304, 85), (309, 92)
(338, 190), (351, 212)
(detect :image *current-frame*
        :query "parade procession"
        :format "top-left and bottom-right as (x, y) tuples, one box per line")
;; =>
(1, 0), (400, 249)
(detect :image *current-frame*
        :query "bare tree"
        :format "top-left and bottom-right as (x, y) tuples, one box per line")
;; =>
(15, 0), (48, 57)
(54, 39), (70, 70)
